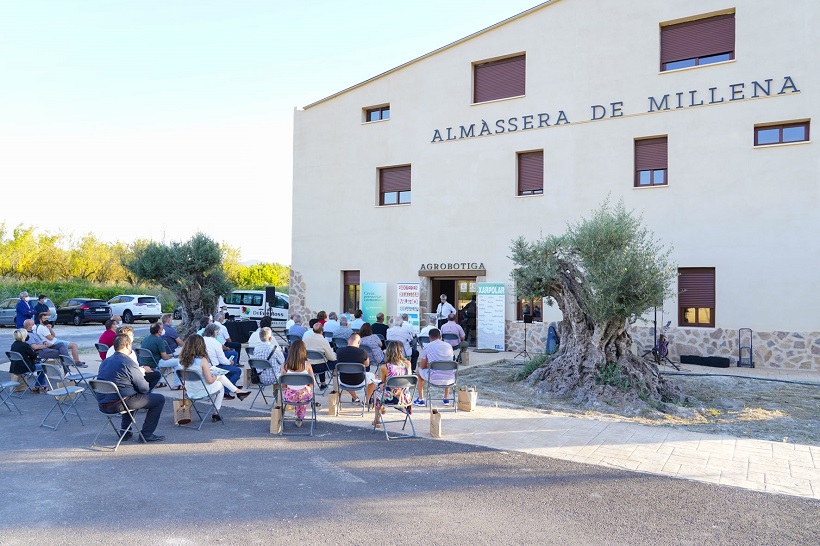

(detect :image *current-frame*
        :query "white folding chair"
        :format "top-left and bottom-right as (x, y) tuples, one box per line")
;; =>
(373, 375), (418, 440)
(278, 373), (316, 436)
(334, 362), (367, 417)
(88, 379), (146, 449)
(40, 363), (85, 430)
(175, 368), (223, 430)
(426, 360), (459, 413)
(248, 358), (278, 410)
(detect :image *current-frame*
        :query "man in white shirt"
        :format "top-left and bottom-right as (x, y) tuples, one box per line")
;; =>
(323, 312), (341, 336)
(303, 323), (337, 389)
(35, 312), (84, 365)
(350, 309), (365, 330)
(435, 294), (457, 328)
(202, 323), (242, 398)
(386, 317), (418, 371)
(415, 328), (455, 406)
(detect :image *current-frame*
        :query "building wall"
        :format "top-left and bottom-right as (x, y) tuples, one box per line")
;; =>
(292, 0), (819, 369)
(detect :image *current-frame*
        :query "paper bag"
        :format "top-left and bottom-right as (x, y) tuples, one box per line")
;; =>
(327, 390), (338, 415)
(430, 409), (442, 438)
(270, 405), (283, 434)
(241, 367), (252, 389)
(457, 386), (477, 412)
(9, 374), (27, 392)
(173, 399), (192, 425)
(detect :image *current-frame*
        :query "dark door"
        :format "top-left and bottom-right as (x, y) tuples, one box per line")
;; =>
(430, 279), (456, 313)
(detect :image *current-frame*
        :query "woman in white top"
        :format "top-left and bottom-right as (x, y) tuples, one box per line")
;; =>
(179, 335), (250, 422)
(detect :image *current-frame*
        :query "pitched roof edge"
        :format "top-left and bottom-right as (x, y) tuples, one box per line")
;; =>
(301, 0), (558, 110)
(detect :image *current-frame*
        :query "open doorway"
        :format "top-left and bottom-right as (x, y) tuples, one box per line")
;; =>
(430, 277), (477, 343)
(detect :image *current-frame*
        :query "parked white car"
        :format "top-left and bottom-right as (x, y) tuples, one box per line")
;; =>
(107, 294), (162, 324)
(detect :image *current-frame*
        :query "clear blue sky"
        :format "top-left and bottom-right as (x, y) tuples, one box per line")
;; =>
(0, 0), (541, 264)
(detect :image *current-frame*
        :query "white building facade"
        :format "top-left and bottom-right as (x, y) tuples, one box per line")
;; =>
(292, 0), (819, 371)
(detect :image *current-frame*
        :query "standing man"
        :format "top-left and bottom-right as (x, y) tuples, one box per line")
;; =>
(461, 295), (477, 342)
(95, 333), (166, 443)
(435, 294), (456, 328)
(33, 295), (51, 318)
(15, 291), (34, 328)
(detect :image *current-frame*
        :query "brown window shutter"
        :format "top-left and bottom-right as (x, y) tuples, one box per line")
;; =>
(661, 14), (735, 64)
(343, 270), (360, 285)
(518, 151), (543, 193)
(678, 268), (715, 308)
(474, 55), (526, 103)
(380, 166), (411, 193)
(635, 137), (668, 171)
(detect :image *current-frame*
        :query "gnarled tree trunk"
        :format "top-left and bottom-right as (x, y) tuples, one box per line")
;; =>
(527, 262), (683, 408)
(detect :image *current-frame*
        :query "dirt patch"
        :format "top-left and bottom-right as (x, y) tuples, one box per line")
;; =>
(460, 360), (820, 445)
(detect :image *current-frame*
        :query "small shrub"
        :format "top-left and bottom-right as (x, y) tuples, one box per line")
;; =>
(595, 362), (631, 391)
(516, 353), (548, 381)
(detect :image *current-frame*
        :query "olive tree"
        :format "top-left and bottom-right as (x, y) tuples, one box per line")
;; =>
(126, 233), (233, 337)
(510, 201), (683, 407)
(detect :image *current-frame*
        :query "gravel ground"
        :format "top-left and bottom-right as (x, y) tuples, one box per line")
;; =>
(460, 360), (820, 445)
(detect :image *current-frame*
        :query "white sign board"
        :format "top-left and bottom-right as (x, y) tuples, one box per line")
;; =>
(477, 282), (505, 351)
(396, 282), (420, 333)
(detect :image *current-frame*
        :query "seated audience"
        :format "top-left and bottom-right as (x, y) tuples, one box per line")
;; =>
(215, 313), (242, 364)
(334, 333), (375, 404)
(160, 313), (184, 355)
(10, 328), (47, 391)
(415, 328), (455, 406)
(23, 319), (69, 361)
(106, 326), (161, 390)
(303, 323), (337, 389)
(288, 315), (307, 339)
(141, 322), (181, 389)
(358, 323), (384, 366)
(251, 327), (285, 385)
(386, 317), (418, 371)
(441, 312), (468, 349)
(98, 319), (117, 360)
(280, 340), (315, 427)
(247, 316), (273, 348)
(179, 334), (250, 422)
(202, 324), (242, 398)
(371, 341), (413, 427)
(332, 316), (354, 343)
(323, 311), (340, 336)
(350, 309), (365, 330)
(36, 312), (84, 365)
(95, 333), (166, 442)
(371, 312), (389, 338)
(419, 314), (438, 337)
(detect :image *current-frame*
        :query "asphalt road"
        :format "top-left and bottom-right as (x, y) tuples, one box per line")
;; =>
(0, 323), (150, 364)
(0, 394), (817, 546)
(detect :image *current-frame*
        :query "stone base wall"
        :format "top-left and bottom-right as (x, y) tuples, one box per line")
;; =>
(288, 269), (314, 323)
(504, 319), (820, 371)
(631, 326), (820, 371)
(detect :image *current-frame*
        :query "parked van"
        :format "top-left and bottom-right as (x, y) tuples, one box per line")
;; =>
(223, 289), (289, 327)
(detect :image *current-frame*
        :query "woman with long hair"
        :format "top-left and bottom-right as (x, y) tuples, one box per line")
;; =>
(178, 334), (250, 422)
(280, 339), (315, 427)
(371, 341), (412, 427)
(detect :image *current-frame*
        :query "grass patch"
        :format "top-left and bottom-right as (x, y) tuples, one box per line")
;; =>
(515, 353), (548, 381)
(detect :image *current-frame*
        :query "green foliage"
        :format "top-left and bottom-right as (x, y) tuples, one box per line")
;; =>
(126, 233), (234, 315)
(510, 200), (675, 324)
(0, 277), (173, 306)
(516, 353), (548, 381)
(594, 363), (631, 391)
(230, 262), (290, 290)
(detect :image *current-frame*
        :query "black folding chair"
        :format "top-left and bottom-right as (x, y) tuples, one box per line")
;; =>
(5, 351), (41, 398)
(334, 362), (367, 417)
(442, 333), (463, 362)
(88, 379), (147, 449)
(278, 373), (316, 436)
(306, 349), (330, 393)
(59, 355), (96, 401)
(175, 368), (223, 430)
(426, 360), (459, 413)
(0, 380), (22, 415)
(373, 375), (418, 440)
(94, 343), (109, 361)
(248, 358), (278, 410)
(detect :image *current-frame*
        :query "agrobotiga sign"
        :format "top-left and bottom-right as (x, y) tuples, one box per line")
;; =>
(431, 75), (799, 143)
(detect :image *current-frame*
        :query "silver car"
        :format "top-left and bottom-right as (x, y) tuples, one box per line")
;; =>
(0, 297), (57, 326)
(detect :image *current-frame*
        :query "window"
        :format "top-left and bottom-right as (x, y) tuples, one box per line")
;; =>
(517, 298), (542, 322)
(343, 270), (360, 314)
(679, 268), (715, 327)
(517, 151), (543, 196)
(473, 54), (525, 103)
(755, 121), (810, 146)
(635, 137), (668, 187)
(379, 165), (411, 206)
(661, 13), (735, 71)
(365, 105), (390, 122)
